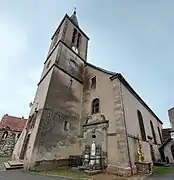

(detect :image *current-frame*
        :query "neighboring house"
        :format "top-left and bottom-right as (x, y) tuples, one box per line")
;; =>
(0, 114), (27, 156)
(162, 128), (173, 143)
(159, 108), (174, 163)
(12, 10), (163, 176)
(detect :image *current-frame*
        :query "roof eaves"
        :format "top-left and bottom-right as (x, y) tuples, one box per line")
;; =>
(86, 62), (117, 76)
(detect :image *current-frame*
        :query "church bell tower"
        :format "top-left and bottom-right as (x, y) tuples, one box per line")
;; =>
(13, 10), (89, 170)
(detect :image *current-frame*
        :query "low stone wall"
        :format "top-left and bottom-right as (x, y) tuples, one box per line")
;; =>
(30, 158), (70, 171)
(0, 133), (16, 157)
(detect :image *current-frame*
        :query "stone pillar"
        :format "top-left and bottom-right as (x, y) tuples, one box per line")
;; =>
(103, 126), (108, 166)
(107, 78), (134, 177)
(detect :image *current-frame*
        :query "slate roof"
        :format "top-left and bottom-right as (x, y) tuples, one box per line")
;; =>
(162, 128), (173, 142)
(70, 10), (79, 26)
(160, 128), (174, 149)
(0, 114), (27, 132)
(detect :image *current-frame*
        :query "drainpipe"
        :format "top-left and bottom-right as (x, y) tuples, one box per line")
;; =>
(119, 80), (134, 176)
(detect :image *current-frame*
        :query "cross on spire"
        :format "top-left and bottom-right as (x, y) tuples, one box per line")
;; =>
(74, 7), (76, 14)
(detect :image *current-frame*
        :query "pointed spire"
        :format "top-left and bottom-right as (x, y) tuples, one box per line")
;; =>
(70, 7), (79, 26)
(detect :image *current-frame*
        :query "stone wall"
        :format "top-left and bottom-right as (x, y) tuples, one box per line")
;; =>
(0, 130), (16, 157)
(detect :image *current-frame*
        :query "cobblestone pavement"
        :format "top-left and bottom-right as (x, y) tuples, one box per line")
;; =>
(145, 173), (174, 180)
(0, 157), (67, 180)
(0, 170), (68, 180)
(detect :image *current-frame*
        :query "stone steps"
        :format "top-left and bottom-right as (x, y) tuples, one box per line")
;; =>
(4, 160), (23, 170)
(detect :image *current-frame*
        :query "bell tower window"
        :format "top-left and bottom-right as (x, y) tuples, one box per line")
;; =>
(72, 28), (77, 44)
(77, 33), (81, 48)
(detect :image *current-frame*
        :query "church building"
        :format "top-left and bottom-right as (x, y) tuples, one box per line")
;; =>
(12, 10), (163, 176)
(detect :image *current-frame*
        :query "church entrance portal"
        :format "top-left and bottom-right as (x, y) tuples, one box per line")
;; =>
(82, 115), (109, 170)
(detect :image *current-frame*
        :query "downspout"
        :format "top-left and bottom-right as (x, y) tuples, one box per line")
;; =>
(119, 80), (134, 176)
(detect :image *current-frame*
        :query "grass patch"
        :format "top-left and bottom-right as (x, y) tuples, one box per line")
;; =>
(34, 167), (89, 179)
(153, 166), (174, 175)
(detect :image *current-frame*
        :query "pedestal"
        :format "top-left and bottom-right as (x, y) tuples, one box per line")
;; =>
(135, 162), (152, 174)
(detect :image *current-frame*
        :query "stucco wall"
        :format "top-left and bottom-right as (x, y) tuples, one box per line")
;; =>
(121, 81), (162, 163)
(33, 66), (83, 162)
(164, 140), (174, 163)
(23, 68), (54, 169)
(82, 66), (115, 133)
(12, 128), (27, 160)
(121, 82), (162, 144)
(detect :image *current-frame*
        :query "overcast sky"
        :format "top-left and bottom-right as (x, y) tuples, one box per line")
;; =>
(0, 0), (174, 127)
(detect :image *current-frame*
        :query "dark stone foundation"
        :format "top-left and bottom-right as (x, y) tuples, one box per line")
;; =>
(106, 165), (137, 177)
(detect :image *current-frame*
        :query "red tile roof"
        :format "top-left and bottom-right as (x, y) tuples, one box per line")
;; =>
(0, 114), (27, 132)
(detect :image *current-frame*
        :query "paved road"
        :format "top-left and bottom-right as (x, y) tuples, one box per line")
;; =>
(145, 173), (174, 180)
(0, 170), (69, 180)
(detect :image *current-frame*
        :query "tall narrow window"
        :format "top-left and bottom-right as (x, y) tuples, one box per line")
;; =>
(2, 131), (8, 140)
(158, 126), (163, 144)
(92, 98), (100, 114)
(72, 28), (77, 44)
(137, 110), (146, 141)
(70, 79), (73, 88)
(64, 121), (69, 131)
(77, 33), (81, 48)
(91, 76), (96, 89)
(150, 120), (157, 144)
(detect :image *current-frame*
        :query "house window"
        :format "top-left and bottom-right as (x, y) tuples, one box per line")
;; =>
(92, 98), (100, 114)
(77, 33), (81, 48)
(72, 28), (77, 44)
(64, 121), (69, 131)
(150, 120), (157, 144)
(158, 126), (163, 144)
(2, 131), (8, 139)
(91, 77), (96, 89)
(137, 110), (146, 141)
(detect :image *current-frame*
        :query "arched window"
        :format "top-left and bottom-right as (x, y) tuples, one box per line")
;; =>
(92, 98), (100, 114)
(2, 131), (8, 140)
(150, 120), (157, 144)
(171, 144), (174, 160)
(158, 127), (163, 144)
(137, 110), (146, 141)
